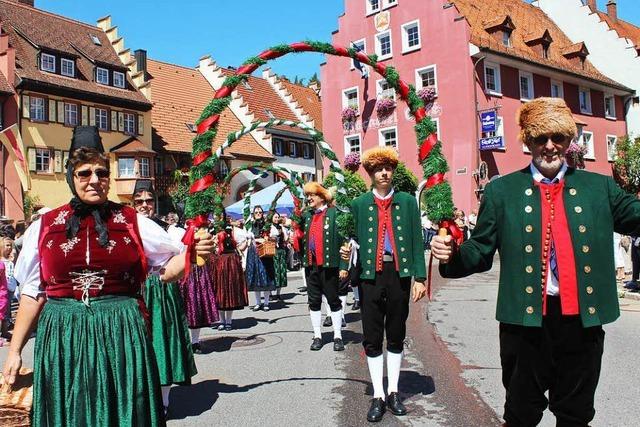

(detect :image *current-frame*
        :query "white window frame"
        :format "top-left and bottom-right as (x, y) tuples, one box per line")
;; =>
(604, 94), (616, 119)
(139, 157), (150, 178)
(550, 80), (564, 99)
(606, 135), (618, 161)
(61, 58), (75, 77)
(303, 143), (313, 159)
(519, 71), (534, 101)
(345, 135), (361, 154)
(579, 87), (592, 115)
(579, 128), (595, 159)
(113, 71), (126, 89)
(342, 86), (360, 111)
(95, 108), (109, 131)
(415, 64), (438, 94)
(118, 157), (136, 178)
(350, 38), (367, 70)
(123, 112), (136, 135)
(35, 148), (52, 173)
(379, 126), (398, 149)
(96, 67), (109, 85)
(64, 103), (78, 126)
(273, 138), (285, 156)
(376, 79), (395, 100)
(383, 0), (397, 8)
(502, 31), (512, 48)
(431, 118), (441, 141)
(375, 30), (393, 61)
(401, 20), (421, 53)
(366, 0), (380, 16)
(484, 62), (502, 96)
(288, 141), (298, 158)
(30, 97), (46, 121)
(40, 53), (55, 73)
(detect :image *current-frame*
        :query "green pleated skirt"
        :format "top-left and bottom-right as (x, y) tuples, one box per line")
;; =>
(143, 275), (197, 386)
(33, 296), (165, 427)
(274, 248), (288, 288)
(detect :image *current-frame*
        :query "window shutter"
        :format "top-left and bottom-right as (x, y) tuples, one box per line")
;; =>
(118, 112), (124, 132)
(81, 105), (89, 126)
(22, 95), (30, 119)
(28, 148), (36, 171)
(137, 115), (144, 136)
(56, 101), (64, 123)
(111, 110), (118, 131)
(54, 150), (62, 173)
(89, 107), (96, 126)
(48, 99), (56, 122)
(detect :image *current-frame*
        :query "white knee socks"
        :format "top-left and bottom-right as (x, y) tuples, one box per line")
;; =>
(353, 287), (360, 302)
(161, 385), (171, 407)
(218, 311), (227, 324)
(387, 351), (403, 394)
(262, 292), (270, 306)
(310, 310), (322, 338)
(322, 295), (330, 317)
(254, 291), (262, 306)
(330, 310), (343, 339)
(224, 310), (233, 325)
(367, 355), (385, 399)
(190, 328), (200, 344)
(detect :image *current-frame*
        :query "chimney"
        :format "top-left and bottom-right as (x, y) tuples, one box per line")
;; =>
(17, 0), (35, 6)
(134, 49), (147, 74)
(607, 1), (618, 22)
(585, 0), (597, 12)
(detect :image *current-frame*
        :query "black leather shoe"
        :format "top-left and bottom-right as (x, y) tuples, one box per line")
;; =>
(386, 392), (407, 416)
(323, 316), (333, 327)
(310, 337), (323, 351)
(367, 397), (386, 422)
(341, 318), (347, 328)
(352, 300), (360, 310)
(333, 338), (345, 351)
(191, 343), (202, 355)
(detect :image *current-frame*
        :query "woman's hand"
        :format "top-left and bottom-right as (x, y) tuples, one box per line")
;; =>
(1, 351), (22, 390)
(194, 231), (216, 257)
(412, 281), (427, 302)
(339, 270), (348, 280)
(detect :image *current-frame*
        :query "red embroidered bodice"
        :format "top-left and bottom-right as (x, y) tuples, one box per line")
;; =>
(38, 203), (147, 301)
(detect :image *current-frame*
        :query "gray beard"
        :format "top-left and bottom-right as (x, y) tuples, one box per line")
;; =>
(533, 155), (564, 177)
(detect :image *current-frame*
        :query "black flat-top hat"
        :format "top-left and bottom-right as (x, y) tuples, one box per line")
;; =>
(69, 126), (105, 154)
(133, 179), (155, 196)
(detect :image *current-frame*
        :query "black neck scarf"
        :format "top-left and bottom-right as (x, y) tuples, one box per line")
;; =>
(65, 166), (111, 248)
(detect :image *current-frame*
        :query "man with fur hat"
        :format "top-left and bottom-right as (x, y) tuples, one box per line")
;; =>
(432, 97), (640, 426)
(302, 181), (348, 351)
(343, 146), (427, 422)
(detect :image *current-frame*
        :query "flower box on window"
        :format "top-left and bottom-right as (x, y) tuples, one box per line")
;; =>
(417, 86), (437, 104)
(341, 106), (359, 124)
(344, 152), (361, 172)
(375, 97), (396, 118)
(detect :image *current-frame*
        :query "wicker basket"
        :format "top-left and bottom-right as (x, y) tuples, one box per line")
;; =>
(0, 368), (32, 426)
(257, 240), (276, 258)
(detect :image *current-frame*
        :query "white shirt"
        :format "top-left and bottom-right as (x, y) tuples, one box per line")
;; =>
(16, 214), (183, 299)
(372, 188), (395, 201)
(529, 162), (568, 297)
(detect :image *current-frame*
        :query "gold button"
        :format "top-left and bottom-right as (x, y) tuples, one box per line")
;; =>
(369, 206), (374, 211)
(586, 286), (594, 295)
(584, 265), (591, 273)
(575, 206), (582, 213)
(582, 245), (589, 253)
(525, 206), (532, 213)
(525, 245), (533, 253)
(525, 225), (533, 233)
(526, 306), (534, 314)
(525, 286), (533, 294)
(579, 225), (586, 233)
(588, 307), (596, 315)
(569, 188), (577, 195)
(526, 265), (533, 273)
(525, 188), (533, 196)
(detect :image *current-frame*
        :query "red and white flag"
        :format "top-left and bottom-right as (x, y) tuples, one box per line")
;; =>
(0, 124), (29, 189)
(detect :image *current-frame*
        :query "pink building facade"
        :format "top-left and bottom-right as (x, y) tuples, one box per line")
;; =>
(321, 0), (632, 213)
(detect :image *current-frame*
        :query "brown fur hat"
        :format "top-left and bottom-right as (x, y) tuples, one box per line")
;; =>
(517, 97), (577, 143)
(361, 147), (399, 173)
(303, 181), (332, 202)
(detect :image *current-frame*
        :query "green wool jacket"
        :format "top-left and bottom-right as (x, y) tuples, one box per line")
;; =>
(302, 206), (348, 270)
(440, 166), (640, 328)
(351, 191), (427, 281)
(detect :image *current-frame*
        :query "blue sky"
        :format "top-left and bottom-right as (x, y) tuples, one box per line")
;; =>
(37, 0), (640, 81)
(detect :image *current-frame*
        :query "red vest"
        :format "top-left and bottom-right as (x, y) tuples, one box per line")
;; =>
(308, 209), (326, 265)
(536, 181), (579, 315)
(38, 203), (147, 301)
(374, 197), (399, 272)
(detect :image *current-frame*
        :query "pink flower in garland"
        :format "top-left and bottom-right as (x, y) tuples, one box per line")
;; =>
(417, 86), (437, 104)
(344, 152), (361, 172)
(565, 141), (588, 169)
(341, 106), (358, 123)
(376, 97), (396, 118)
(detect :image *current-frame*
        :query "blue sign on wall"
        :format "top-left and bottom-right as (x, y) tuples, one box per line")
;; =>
(479, 136), (505, 151)
(480, 110), (497, 133)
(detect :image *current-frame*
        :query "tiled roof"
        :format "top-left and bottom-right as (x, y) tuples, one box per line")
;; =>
(596, 11), (640, 48)
(148, 59), (273, 161)
(450, 0), (628, 90)
(220, 68), (307, 136)
(0, 72), (13, 95)
(0, 0), (151, 108)
(280, 79), (323, 131)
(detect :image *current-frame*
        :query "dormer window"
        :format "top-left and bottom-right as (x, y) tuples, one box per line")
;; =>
(90, 34), (102, 46)
(542, 44), (549, 59)
(502, 30), (512, 48)
(484, 15), (516, 50)
(525, 29), (553, 60)
(113, 71), (125, 88)
(562, 42), (589, 70)
(40, 53), (56, 73)
(96, 67), (109, 85)
(61, 58), (75, 77)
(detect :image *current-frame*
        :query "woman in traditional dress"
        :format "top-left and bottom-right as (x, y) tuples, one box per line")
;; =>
(269, 212), (289, 297)
(213, 211), (249, 330)
(133, 180), (197, 418)
(245, 206), (273, 311)
(1, 126), (215, 426)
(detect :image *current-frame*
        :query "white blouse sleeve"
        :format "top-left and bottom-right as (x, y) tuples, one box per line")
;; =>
(137, 215), (182, 269)
(167, 225), (187, 251)
(269, 225), (279, 239)
(15, 219), (44, 299)
(233, 227), (247, 245)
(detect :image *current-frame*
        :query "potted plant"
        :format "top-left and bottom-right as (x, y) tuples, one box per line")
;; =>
(341, 106), (358, 124)
(344, 152), (361, 173)
(417, 86), (437, 105)
(376, 97), (396, 118)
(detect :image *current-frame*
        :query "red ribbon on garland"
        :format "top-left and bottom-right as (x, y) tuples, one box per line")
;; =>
(398, 80), (410, 100)
(414, 107), (426, 123)
(193, 150), (212, 167)
(215, 86), (232, 99)
(425, 173), (445, 189)
(290, 42), (313, 51)
(419, 133), (439, 162)
(333, 46), (348, 56)
(190, 174), (216, 194)
(375, 63), (387, 76)
(258, 50), (285, 61)
(196, 114), (220, 135)
(181, 214), (209, 280)
(236, 64), (259, 75)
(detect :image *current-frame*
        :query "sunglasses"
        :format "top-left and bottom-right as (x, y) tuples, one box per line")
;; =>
(134, 198), (154, 206)
(531, 133), (568, 145)
(75, 168), (110, 180)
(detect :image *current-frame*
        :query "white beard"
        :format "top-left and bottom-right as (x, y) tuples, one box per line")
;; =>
(533, 154), (564, 176)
